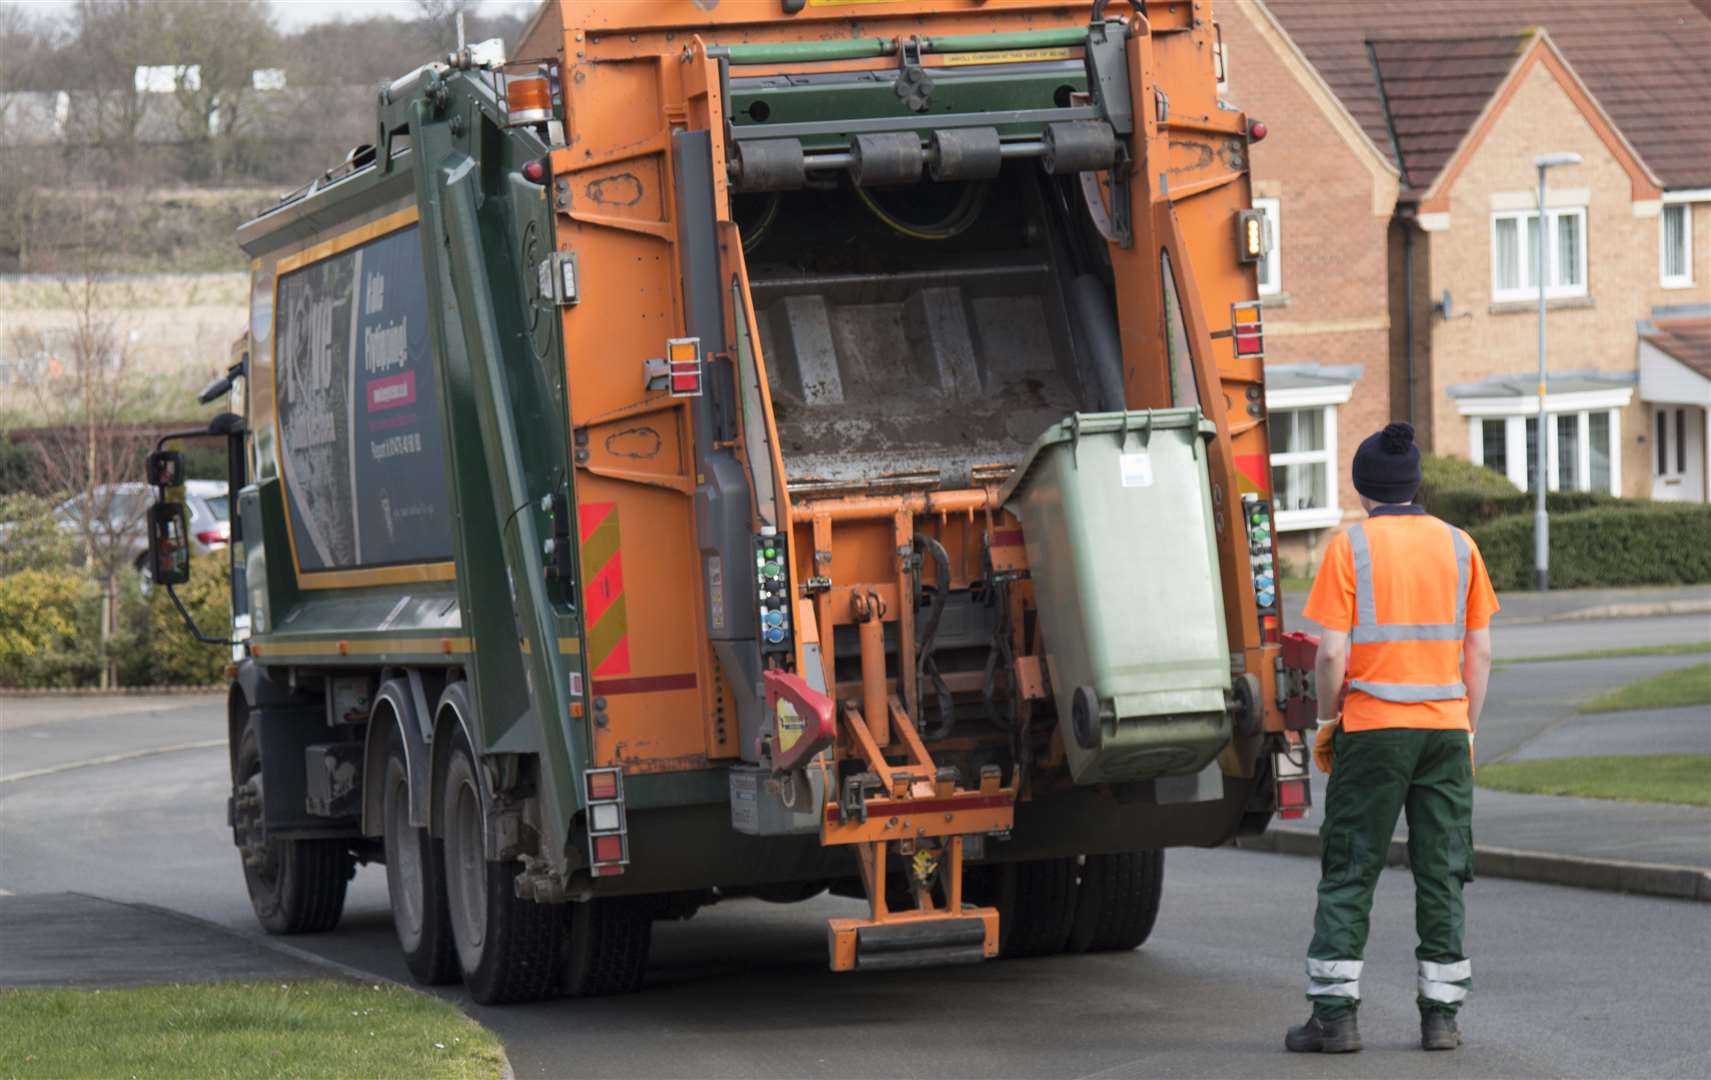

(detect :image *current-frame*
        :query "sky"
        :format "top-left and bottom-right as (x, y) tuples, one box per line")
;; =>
(12, 0), (540, 32)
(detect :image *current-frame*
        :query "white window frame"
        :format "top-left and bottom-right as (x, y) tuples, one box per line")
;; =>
(1462, 390), (1628, 495)
(1660, 203), (1694, 289)
(1253, 197), (1280, 296)
(1265, 381), (1352, 531)
(1490, 207), (1588, 303)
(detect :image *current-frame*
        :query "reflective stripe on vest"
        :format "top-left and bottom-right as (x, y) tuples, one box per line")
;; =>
(1346, 519), (1471, 704)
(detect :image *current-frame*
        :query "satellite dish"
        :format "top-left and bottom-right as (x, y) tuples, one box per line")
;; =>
(1436, 288), (1454, 319)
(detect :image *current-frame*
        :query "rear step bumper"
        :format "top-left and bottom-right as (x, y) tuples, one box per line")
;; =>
(828, 910), (1000, 972)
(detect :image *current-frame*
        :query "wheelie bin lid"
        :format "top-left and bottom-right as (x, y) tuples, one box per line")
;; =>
(997, 408), (1214, 508)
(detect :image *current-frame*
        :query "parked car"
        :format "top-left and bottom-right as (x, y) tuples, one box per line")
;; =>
(42, 481), (230, 574)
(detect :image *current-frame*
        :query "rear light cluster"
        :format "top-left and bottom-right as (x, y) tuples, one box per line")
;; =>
(1243, 493), (1280, 642)
(1230, 299), (1265, 358)
(584, 768), (628, 876)
(1273, 739), (1312, 820)
(667, 337), (702, 398)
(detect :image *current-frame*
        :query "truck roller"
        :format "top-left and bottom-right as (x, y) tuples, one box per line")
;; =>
(145, 0), (1317, 1002)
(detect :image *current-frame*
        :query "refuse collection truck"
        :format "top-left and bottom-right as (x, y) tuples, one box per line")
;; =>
(146, 0), (1318, 1003)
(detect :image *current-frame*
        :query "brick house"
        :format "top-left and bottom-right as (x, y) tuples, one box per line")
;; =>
(1255, 0), (1711, 518)
(1218, 3), (1400, 574)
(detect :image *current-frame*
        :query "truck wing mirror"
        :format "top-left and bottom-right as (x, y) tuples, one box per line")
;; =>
(146, 502), (192, 586)
(146, 449), (185, 488)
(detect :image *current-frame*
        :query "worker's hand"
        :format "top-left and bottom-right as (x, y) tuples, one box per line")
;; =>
(1312, 718), (1340, 774)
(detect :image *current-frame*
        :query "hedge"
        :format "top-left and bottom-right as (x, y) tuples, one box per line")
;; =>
(1470, 503), (1711, 591)
(116, 554), (233, 688)
(1418, 454), (1613, 530)
(0, 570), (101, 688)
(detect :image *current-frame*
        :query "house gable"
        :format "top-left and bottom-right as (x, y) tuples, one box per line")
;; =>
(1416, 32), (1662, 214)
(1239, 1), (1398, 216)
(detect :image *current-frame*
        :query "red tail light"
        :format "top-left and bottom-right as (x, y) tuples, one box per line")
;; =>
(196, 529), (228, 547)
(592, 834), (624, 863)
(1278, 778), (1310, 819)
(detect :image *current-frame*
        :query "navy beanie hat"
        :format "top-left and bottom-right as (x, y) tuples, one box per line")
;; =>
(1352, 422), (1421, 504)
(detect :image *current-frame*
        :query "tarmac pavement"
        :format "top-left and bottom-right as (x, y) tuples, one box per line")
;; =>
(0, 892), (330, 989)
(1508, 705), (1711, 760)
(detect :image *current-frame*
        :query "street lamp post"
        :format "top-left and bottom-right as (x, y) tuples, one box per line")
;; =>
(1533, 152), (1581, 592)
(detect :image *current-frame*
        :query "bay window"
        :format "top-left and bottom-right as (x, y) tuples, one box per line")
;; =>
(1468, 405), (1623, 495)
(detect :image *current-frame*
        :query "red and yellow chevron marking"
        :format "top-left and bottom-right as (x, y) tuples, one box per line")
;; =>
(1232, 453), (1271, 496)
(579, 501), (630, 677)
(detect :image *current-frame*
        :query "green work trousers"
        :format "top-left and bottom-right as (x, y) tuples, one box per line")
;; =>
(1306, 726), (1474, 1020)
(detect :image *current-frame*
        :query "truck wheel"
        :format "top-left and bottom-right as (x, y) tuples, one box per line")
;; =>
(234, 717), (353, 934)
(999, 858), (1078, 958)
(382, 722), (457, 985)
(560, 897), (653, 997)
(1065, 850), (1164, 953)
(440, 730), (565, 1004)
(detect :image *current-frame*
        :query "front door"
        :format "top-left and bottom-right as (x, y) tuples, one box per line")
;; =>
(1651, 405), (1707, 502)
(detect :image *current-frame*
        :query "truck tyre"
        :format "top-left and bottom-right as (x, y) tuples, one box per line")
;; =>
(382, 722), (457, 985)
(1065, 850), (1165, 953)
(234, 716), (353, 935)
(999, 858), (1078, 958)
(440, 729), (565, 1004)
(560, 898), (653, 997)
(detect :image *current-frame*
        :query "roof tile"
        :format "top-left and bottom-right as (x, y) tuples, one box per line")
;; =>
(1261, 0), (1711, 189)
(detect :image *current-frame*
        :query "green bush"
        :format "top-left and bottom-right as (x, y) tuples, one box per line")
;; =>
(0, 493), (76, 574)
(116, 553), (232, 687)
(0, 569), (101, 688)
(1418, 454), (1613, 530)
(1471, 504), (1711, 590)
(0, 437), (42, 495)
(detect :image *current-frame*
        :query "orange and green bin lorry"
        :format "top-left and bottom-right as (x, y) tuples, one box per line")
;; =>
(146, 0), (1317, 1002)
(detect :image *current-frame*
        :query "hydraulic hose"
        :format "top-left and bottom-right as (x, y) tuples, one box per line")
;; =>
(740, 192), (782, 253)
(855, 179), (989, 242)
(912, 535), (956, 740)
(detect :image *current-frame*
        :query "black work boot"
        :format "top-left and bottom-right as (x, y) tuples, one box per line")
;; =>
(1421, 1010), (1462, 1051)
(1285, 1012), (1361, 1053)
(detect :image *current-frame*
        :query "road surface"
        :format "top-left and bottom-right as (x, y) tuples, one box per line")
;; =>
(2, 626), (1708, 1077)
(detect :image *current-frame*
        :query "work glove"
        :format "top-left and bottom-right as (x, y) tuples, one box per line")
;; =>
(1312, 718), (1340, 774)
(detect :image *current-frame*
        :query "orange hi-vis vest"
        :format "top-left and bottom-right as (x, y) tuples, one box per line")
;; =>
(1346, 508), (1472, 707)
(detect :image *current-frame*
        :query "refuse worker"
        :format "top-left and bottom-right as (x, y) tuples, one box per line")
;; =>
(1284, 421), (1497, 1056)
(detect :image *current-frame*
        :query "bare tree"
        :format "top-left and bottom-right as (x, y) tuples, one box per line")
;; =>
(413, 0), (477, 53)
(19, 275), (152, 688)
(69, 0), (166, 159)
(158, 0), (279, 182)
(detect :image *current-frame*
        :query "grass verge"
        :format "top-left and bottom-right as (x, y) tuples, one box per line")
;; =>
(1477, 754), (1711, 808)
(1503, 642), (1711, 665)
(1578, 661), (1711, 714)
(0, 980), (504, 1079)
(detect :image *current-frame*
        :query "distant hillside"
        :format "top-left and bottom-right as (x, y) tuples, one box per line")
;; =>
(1, 187), (278, 274)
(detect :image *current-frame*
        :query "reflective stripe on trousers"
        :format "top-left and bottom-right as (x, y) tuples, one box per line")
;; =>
(1419, 958), (1472, 1005)
(1306, 957), (1361, 1000)
(1346, 520), (1470, 703)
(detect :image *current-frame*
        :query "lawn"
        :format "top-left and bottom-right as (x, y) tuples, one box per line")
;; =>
(1503, 642), (1711, 665)
(0, 980), (505, 1080)
(1477, 754), (1711, 808)
(1578, 661), (1711, 714)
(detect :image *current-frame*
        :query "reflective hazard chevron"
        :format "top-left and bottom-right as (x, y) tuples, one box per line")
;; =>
(1232, 453), (1270, 496)
(578, 502), (630, 677)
